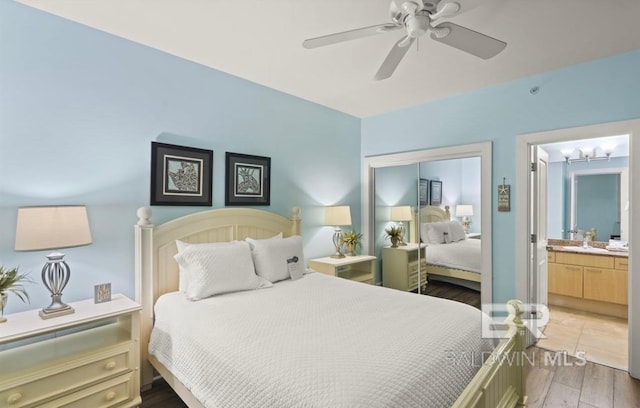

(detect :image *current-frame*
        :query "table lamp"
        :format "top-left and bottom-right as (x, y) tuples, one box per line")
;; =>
(15, 205), (92, 319)
(324, 206), (351, 258)
(455, 204), (474, 234)
(390, 206), (413, 246)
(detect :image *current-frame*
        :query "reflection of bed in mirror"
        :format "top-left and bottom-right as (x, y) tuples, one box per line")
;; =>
(419, 206), (481, 291)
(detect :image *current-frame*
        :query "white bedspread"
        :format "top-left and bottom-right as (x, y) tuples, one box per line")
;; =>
(426, 239), (482, 273)
(149, 272), (494, 408)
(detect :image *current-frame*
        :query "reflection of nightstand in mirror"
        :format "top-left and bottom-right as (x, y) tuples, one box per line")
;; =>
(382, 243), (427, 291)
(466, 233), (481, 239)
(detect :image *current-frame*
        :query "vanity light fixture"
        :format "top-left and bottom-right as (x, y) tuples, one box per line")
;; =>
(14, 205), (92, 319)
(563, 146), (613, 165)
(324, 205), (351, 258)
(390, 206), (413, 246)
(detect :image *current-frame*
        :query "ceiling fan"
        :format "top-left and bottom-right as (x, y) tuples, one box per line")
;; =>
(302, 0), (507, 80)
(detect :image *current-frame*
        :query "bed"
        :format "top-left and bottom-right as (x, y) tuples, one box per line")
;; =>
(134, 206), (526, 408)
(419, 206), (482, 288)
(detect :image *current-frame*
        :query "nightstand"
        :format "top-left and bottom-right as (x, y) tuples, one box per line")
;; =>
(309, 255), (376, 285)
(382, 243), (427, 291)
(0, 294), (142, 407)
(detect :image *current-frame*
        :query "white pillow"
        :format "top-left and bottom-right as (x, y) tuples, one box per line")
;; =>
(426, 221), (452, 245)
(245, 232), (282, 250)
(247, 235), (306, 282)
(175, 240), (238, 292)
(448, 220), (467, 242)
(174, 240), (272, 300)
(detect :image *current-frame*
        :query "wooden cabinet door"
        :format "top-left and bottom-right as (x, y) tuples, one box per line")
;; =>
(548, 263), (583, 298)
(583, 267), (628, 305)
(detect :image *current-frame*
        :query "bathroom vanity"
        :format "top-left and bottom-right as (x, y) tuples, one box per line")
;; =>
(547, 243), (628, 318)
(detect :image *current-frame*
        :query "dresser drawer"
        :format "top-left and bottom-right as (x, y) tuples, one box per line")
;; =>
(40, 372), (136, 408)
(2, 346), (132, 407)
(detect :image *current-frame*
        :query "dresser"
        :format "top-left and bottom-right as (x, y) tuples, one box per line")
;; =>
(0, 294), (142, 407)
(309, 255), (376, 285)
(382, 243), (427, 291)
(548, 249), (628, 317)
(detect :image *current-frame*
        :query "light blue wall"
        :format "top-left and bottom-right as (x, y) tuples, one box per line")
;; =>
(0, 2), (361, 313)
(362, 50), (640, 304)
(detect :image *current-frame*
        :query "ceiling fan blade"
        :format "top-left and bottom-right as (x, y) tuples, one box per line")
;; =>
(374, 36), (416, 81)
(303, 23), (402, 49)
(430, 22), (506, 59)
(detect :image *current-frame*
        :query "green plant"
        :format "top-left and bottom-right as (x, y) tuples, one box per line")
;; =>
(384, 225), (402, 239)
(342, 231), (363, 248)
(0, 266), (33, 303)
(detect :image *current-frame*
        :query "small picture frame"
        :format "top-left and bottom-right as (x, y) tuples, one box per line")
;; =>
(429, 180), (443, 206)
(150, 142), (213, 206)
(225, 152), (271, 206)
(94, 283), (112, 303)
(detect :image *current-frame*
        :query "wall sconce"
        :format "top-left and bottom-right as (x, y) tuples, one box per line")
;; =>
(390, 206), (412, 246)
(563, 146), (613, 165)
(15, 205), (92, 319)
(455, 204), (474, 234)
(324, 206), (351, 258)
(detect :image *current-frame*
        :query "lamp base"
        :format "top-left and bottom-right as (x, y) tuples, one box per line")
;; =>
(330, 253), (346, 259)
(39, 305), (74, 320)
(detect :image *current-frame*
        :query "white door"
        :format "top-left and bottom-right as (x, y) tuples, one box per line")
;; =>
(528, 146), (549, 344)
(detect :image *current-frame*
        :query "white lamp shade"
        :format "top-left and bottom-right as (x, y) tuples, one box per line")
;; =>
(15, 206), (93, 251)
(455, 205), (474, 217)
(390, 206), (413, 222)
(324, 206), (352, 226)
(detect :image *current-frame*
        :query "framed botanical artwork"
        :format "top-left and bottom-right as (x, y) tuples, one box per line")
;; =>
(150, 142), (213, 206)
(225, 152), (271, 206)
(429, 180), (443, 206)
(419, 178), (429, 206)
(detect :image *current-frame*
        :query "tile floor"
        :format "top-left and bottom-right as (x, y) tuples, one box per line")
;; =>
(537, 306), (628, 371)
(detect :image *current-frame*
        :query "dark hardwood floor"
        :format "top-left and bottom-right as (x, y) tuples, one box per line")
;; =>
(421, 279), (481, 309)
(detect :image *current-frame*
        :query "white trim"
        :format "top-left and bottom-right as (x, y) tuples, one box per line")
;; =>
(516, 118), (639, 378)
(362, 142), (492, 306)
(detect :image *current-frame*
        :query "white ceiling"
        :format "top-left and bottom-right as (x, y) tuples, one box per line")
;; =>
(18, 0), (640, 118)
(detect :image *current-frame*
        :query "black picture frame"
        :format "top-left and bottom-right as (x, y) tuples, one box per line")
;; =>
(150, 142), (213, 206)
(225, 152), (271, 206)
(429, 180), (443, 206)
(419, 178), (429, 206)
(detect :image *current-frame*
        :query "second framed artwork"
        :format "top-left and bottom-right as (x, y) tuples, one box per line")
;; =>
(429, 180), (443, 206)
(225, 152), (271, 206)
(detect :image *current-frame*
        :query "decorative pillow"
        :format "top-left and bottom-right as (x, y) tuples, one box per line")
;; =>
(247, 235), (306, 282)
(174, 240), (272, 300)
(426, 221), (452, 245)
(448, 220), (467, 242)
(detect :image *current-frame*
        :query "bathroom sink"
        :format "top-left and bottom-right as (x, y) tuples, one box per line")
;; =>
(561, 246), (610, 254)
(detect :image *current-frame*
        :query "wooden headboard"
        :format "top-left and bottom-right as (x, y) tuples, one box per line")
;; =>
(134, 206), (301, 387)
(419, 205), (451, 222)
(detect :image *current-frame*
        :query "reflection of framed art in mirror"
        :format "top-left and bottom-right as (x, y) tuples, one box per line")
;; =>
(429, 180), (442, 205)
(419, 178), (429, 206)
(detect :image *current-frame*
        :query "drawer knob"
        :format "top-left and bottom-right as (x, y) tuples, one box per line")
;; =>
(105, 391), (117, 401)
(7, 393), (22, 404)
(105, 360), (117, 370)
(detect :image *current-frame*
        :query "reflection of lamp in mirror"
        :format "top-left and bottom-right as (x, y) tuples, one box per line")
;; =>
(455, 204), (474, 234)
(15, 206), (92, 319)
(390, 206), (412, 246)
(324, 206), (351, 258)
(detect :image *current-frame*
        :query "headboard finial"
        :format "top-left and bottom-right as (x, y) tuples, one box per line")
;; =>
(137, 207), (152, 226)
(292, 206), (301, 220)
